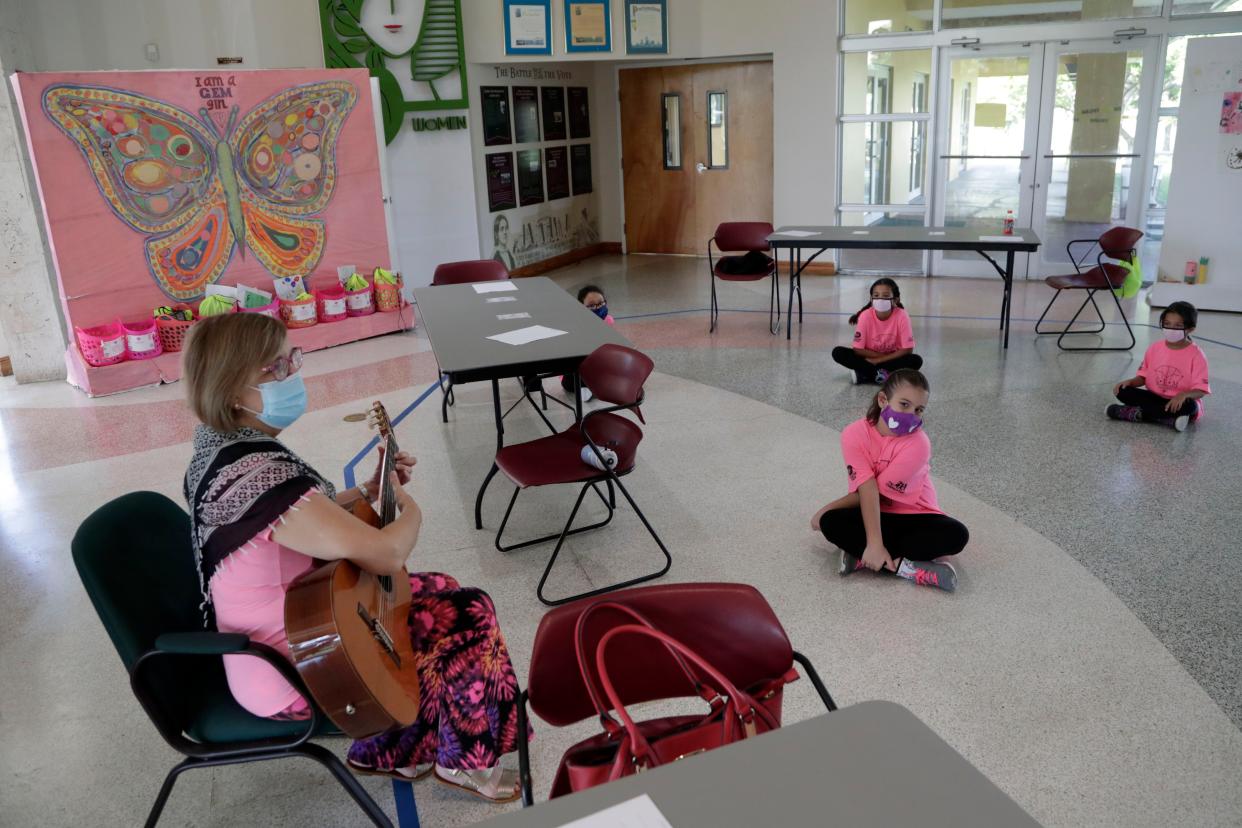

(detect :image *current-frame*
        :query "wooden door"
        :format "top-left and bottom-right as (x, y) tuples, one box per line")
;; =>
(619, 61), (773, 255)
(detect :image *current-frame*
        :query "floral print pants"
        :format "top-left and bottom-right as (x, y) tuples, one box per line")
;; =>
(346, 573), (528, 771)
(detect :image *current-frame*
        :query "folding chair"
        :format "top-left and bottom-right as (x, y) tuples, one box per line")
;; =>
(430, 259), (511, 422)
(708, 221), (779, 334)
(515, 582), (837, 805)
(486, 343), (671, 606)
(1034, 226), (1142, 351)
(71, 492), (412, 828)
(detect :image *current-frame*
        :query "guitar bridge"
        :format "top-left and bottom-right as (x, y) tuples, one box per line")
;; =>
(357, 602), (402, 668)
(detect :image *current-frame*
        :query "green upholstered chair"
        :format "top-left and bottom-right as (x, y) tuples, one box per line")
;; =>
(71, 491), (395, 828)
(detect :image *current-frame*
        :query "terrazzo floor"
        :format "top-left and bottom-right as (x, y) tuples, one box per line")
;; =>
(1, 254), (1240, 827)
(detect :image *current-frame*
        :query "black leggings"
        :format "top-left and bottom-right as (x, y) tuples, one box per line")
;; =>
(831, 347), (923, 383)
(819, 508), (968, 561)
(1116, 386), (1197, 419)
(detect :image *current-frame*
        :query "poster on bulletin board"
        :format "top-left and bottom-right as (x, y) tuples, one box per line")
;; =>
(486, 152), (517, 212)
(504, 0), (553, 56)
(517, 148), (545, 206)
(565, 0), (612, 53)
(481, 86), (513, 146)
(545, 146), (570, 200)
(571, 143), (593, 194)
(541, 86), (566, 141)
(568, 86), (590, 138)
(513, 86), (540, 143)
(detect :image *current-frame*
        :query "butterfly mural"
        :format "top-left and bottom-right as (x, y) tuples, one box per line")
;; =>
(42, 81), (358, 301)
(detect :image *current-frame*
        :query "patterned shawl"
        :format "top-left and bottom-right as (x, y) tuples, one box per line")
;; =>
(184, 424), (336, 620)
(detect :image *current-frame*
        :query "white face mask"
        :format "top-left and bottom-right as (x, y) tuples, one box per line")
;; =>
(872, 298), (893, 313)
(1163, 328), (1186, 343)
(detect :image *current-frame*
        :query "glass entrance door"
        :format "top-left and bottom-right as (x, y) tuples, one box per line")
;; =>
(932, 45), (1042, 277)
(1030, 38), (1157, 276)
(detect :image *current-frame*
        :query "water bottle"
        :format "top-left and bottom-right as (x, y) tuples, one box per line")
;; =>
(1003, 210), (1015, 236)
(580, 444), (618, 471)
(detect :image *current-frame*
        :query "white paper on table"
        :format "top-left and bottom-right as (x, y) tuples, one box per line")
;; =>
(774, 230), (819, 238)
(487, 324), (567, 346)
(978, 235), (1017, 242)
(474, 282), (518, 294)
(557, 794), (674, 828)
(851, 230), (870, 235)
(485, 296), (518, 303)
(928, 231), (946, 236)
(496, 312), (532, 320)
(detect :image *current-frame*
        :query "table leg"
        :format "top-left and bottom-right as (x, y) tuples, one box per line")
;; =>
(786, 248), (796, 341)
(1003, 250), (1014, 349)
(474, 379), (504, 530)
(797, 247), (804, 324)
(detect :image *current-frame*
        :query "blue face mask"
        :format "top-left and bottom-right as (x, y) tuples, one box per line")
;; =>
(245, 373), (308, 430)
(592, 304), (609, 320)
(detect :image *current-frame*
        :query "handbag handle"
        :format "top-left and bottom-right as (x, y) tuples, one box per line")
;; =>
(573, 602), (711, 728)
(594, 624), (778, 770)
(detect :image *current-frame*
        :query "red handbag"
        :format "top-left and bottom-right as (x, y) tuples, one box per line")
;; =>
(551, 603), (796, 798)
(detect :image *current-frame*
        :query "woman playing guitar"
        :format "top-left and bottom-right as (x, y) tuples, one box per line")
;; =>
(182, 312), (525, 802)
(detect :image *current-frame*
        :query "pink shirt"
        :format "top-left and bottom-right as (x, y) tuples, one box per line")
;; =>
(1136, 340), (1211, 401)
(211, 505), (316, 718)
(840, 418), (941, 515)
(853, 307), (915, 354)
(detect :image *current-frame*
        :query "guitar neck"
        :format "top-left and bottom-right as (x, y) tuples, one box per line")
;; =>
(377, 432), (400, 528)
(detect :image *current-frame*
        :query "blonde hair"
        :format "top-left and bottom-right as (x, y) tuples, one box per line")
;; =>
(183, 313), (287, 433)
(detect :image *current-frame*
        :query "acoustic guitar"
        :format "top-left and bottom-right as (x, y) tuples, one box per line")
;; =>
(284, 401), (420, 738)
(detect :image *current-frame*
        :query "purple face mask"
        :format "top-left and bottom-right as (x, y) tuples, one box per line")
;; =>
(880, 404), (922, 436)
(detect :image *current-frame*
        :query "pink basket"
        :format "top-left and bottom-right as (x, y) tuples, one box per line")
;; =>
(315, 284), (348, 323)
(76, 319), (128, 367)
(280, 296), (318, 329)
(374, 271), (403, 313)
(345, 281), (376, 317)
(122, 317), (163, 360)
(241, 298), (282, 319)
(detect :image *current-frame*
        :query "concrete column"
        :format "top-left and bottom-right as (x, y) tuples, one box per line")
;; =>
(0, 0), (67, 383)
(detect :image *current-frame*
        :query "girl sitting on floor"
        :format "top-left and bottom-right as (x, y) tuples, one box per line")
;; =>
(560, 284), (615, 402)
(1109, 300), (1210, 433)
(831, 278), (924, 385)
(811, 369), (967, 592)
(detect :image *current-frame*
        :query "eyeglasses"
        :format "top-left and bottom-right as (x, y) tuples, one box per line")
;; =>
(262, 347), (303, 381)
(585, 300), (606, 310)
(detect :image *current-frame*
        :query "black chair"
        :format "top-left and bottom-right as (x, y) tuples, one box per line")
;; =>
(1034, 226), (1142, 351)
(71, 491), (397, 828)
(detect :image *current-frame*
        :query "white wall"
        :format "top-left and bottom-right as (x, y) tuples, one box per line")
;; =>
(9, 0), (479, 292)
(1154, 35), (1242, 311)
(463, 0), (840, 240)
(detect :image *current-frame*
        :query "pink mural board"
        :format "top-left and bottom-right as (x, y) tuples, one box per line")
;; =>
(11, 68), (390, 388)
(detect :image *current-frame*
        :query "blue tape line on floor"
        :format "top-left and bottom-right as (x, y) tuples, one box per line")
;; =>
(342, 380), (441, 488)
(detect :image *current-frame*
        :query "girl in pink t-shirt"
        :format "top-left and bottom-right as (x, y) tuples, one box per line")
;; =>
(810, 369), (967, 592)
(831, 278), (924, 385)
(1109, 301), (1210, 432)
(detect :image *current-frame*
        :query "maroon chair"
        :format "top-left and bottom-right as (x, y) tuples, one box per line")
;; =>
(514, 582), (837, 804)
(708, 221), (779, 334)
(1034, 226), (1141, 351)
(430, 259), (511, 422)
(482, 344), (671, 606)
(431, 258), (510, 286)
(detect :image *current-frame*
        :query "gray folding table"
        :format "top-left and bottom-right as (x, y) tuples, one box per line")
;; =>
(413, 277), (630, 529)
(482, 700), (1041, 827)
(767, 226), (1041, 347)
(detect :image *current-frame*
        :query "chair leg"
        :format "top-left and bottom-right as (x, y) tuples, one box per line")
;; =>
(538, 475), (672, 606)
(496, 482), (615, 553)
(297, 743), (394, 828)
(145, 759), (195, 828)
(709, 276), (719, 333)
(792, 650), (838, 712)
(475, 463), (500, 530)
(1033, 289), (1064, 335)
(516, 689), (534, 807)
(1057, 288), (1135, 352)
